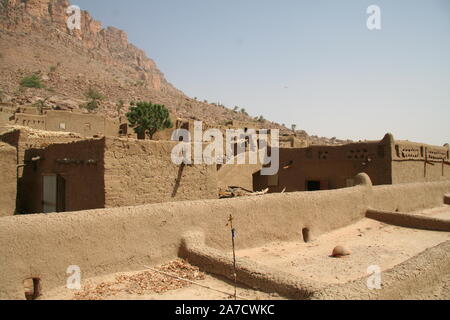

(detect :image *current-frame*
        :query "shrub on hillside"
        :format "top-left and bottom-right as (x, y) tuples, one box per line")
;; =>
(20, 74), (43, 89)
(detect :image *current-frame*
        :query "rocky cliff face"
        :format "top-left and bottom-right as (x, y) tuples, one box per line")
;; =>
(1, 0), (175, 93)
(0, 0), (278, 127)
(0, 0), (350, 144)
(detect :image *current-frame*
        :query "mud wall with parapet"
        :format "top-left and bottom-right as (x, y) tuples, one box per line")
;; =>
(0, 142), (17, 217)
(0, 128), (84, 213)
(254, 135), (392, 193)
(103, 137), (218, 207)
(387, 135), (450, 184)
(0, 128), (83, 174)
(14, 114), (47, 130)
(16, 136), (218, 213)
(45, 111), (120, 138)
(0, 176), (449, 299)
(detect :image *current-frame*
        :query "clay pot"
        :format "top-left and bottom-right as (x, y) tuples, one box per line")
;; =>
(331, 245), (351, 258)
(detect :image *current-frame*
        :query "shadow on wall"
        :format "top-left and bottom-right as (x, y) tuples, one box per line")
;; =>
(171, 163), (185, 198)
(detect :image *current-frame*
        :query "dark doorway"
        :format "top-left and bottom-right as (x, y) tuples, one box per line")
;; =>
(56, 175), (66, 213)
(306, 180), (321, 191)
(119, 123), (128, 136)
(137, 131), (145, 140)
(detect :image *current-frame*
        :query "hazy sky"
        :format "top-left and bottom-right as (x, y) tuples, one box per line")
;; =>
(73, 0), (450, 145)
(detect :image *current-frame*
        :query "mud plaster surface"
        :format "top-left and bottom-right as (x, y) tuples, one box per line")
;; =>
(236, 215), (450, 284)
(37, 207), (450, 300)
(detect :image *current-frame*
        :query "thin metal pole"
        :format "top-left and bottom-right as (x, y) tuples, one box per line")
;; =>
(228, 214), (237, 300)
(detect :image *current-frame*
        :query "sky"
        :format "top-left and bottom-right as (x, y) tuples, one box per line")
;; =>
(73, 0), (450, 145)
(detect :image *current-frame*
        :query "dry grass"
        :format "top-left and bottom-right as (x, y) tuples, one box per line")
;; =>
(73, 259), (206, 300)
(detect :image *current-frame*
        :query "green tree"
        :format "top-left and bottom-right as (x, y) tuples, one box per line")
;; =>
(20, 74), (43, 89)
(126, 102), (173, 140)
(0, 0), (9, 12)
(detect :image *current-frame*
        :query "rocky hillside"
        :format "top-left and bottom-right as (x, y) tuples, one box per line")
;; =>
(0, 0), (351, 145)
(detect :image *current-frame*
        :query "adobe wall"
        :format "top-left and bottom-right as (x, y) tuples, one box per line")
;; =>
(7, 108), (125, 138)
(19, 139), (105, 214)
(0, 128), (83, 170)
(254, 136), (392, 192)
(279, 136), (309, 148)
(218, 150), (264, 191)
(103, 137), (218, 207)
(0, 142), (17, 217)
(389, 138), (450, 184)
(0, 174), (372, 299)
(45, 111), (115, 138)
(0, 105), (16, 126)
(0, 176), (449, 299)
(371, 180), (450, 213)
(218, 163), (262, 191)
(14, 114), (46, 130)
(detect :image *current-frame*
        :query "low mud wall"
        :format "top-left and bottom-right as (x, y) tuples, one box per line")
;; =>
(180, 232), (321, 299)
(371, 181), (450, 212)
(366, 209), (450, 232)
(0, 175), (449, 299)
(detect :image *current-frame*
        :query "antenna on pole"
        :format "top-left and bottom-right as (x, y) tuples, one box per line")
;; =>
(227, 214), (237, 300)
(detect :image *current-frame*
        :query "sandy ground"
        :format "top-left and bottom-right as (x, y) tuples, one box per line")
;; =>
(237, 216), (450, 285)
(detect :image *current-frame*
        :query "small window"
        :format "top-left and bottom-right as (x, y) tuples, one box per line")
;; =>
(59, 122), (66, 130)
